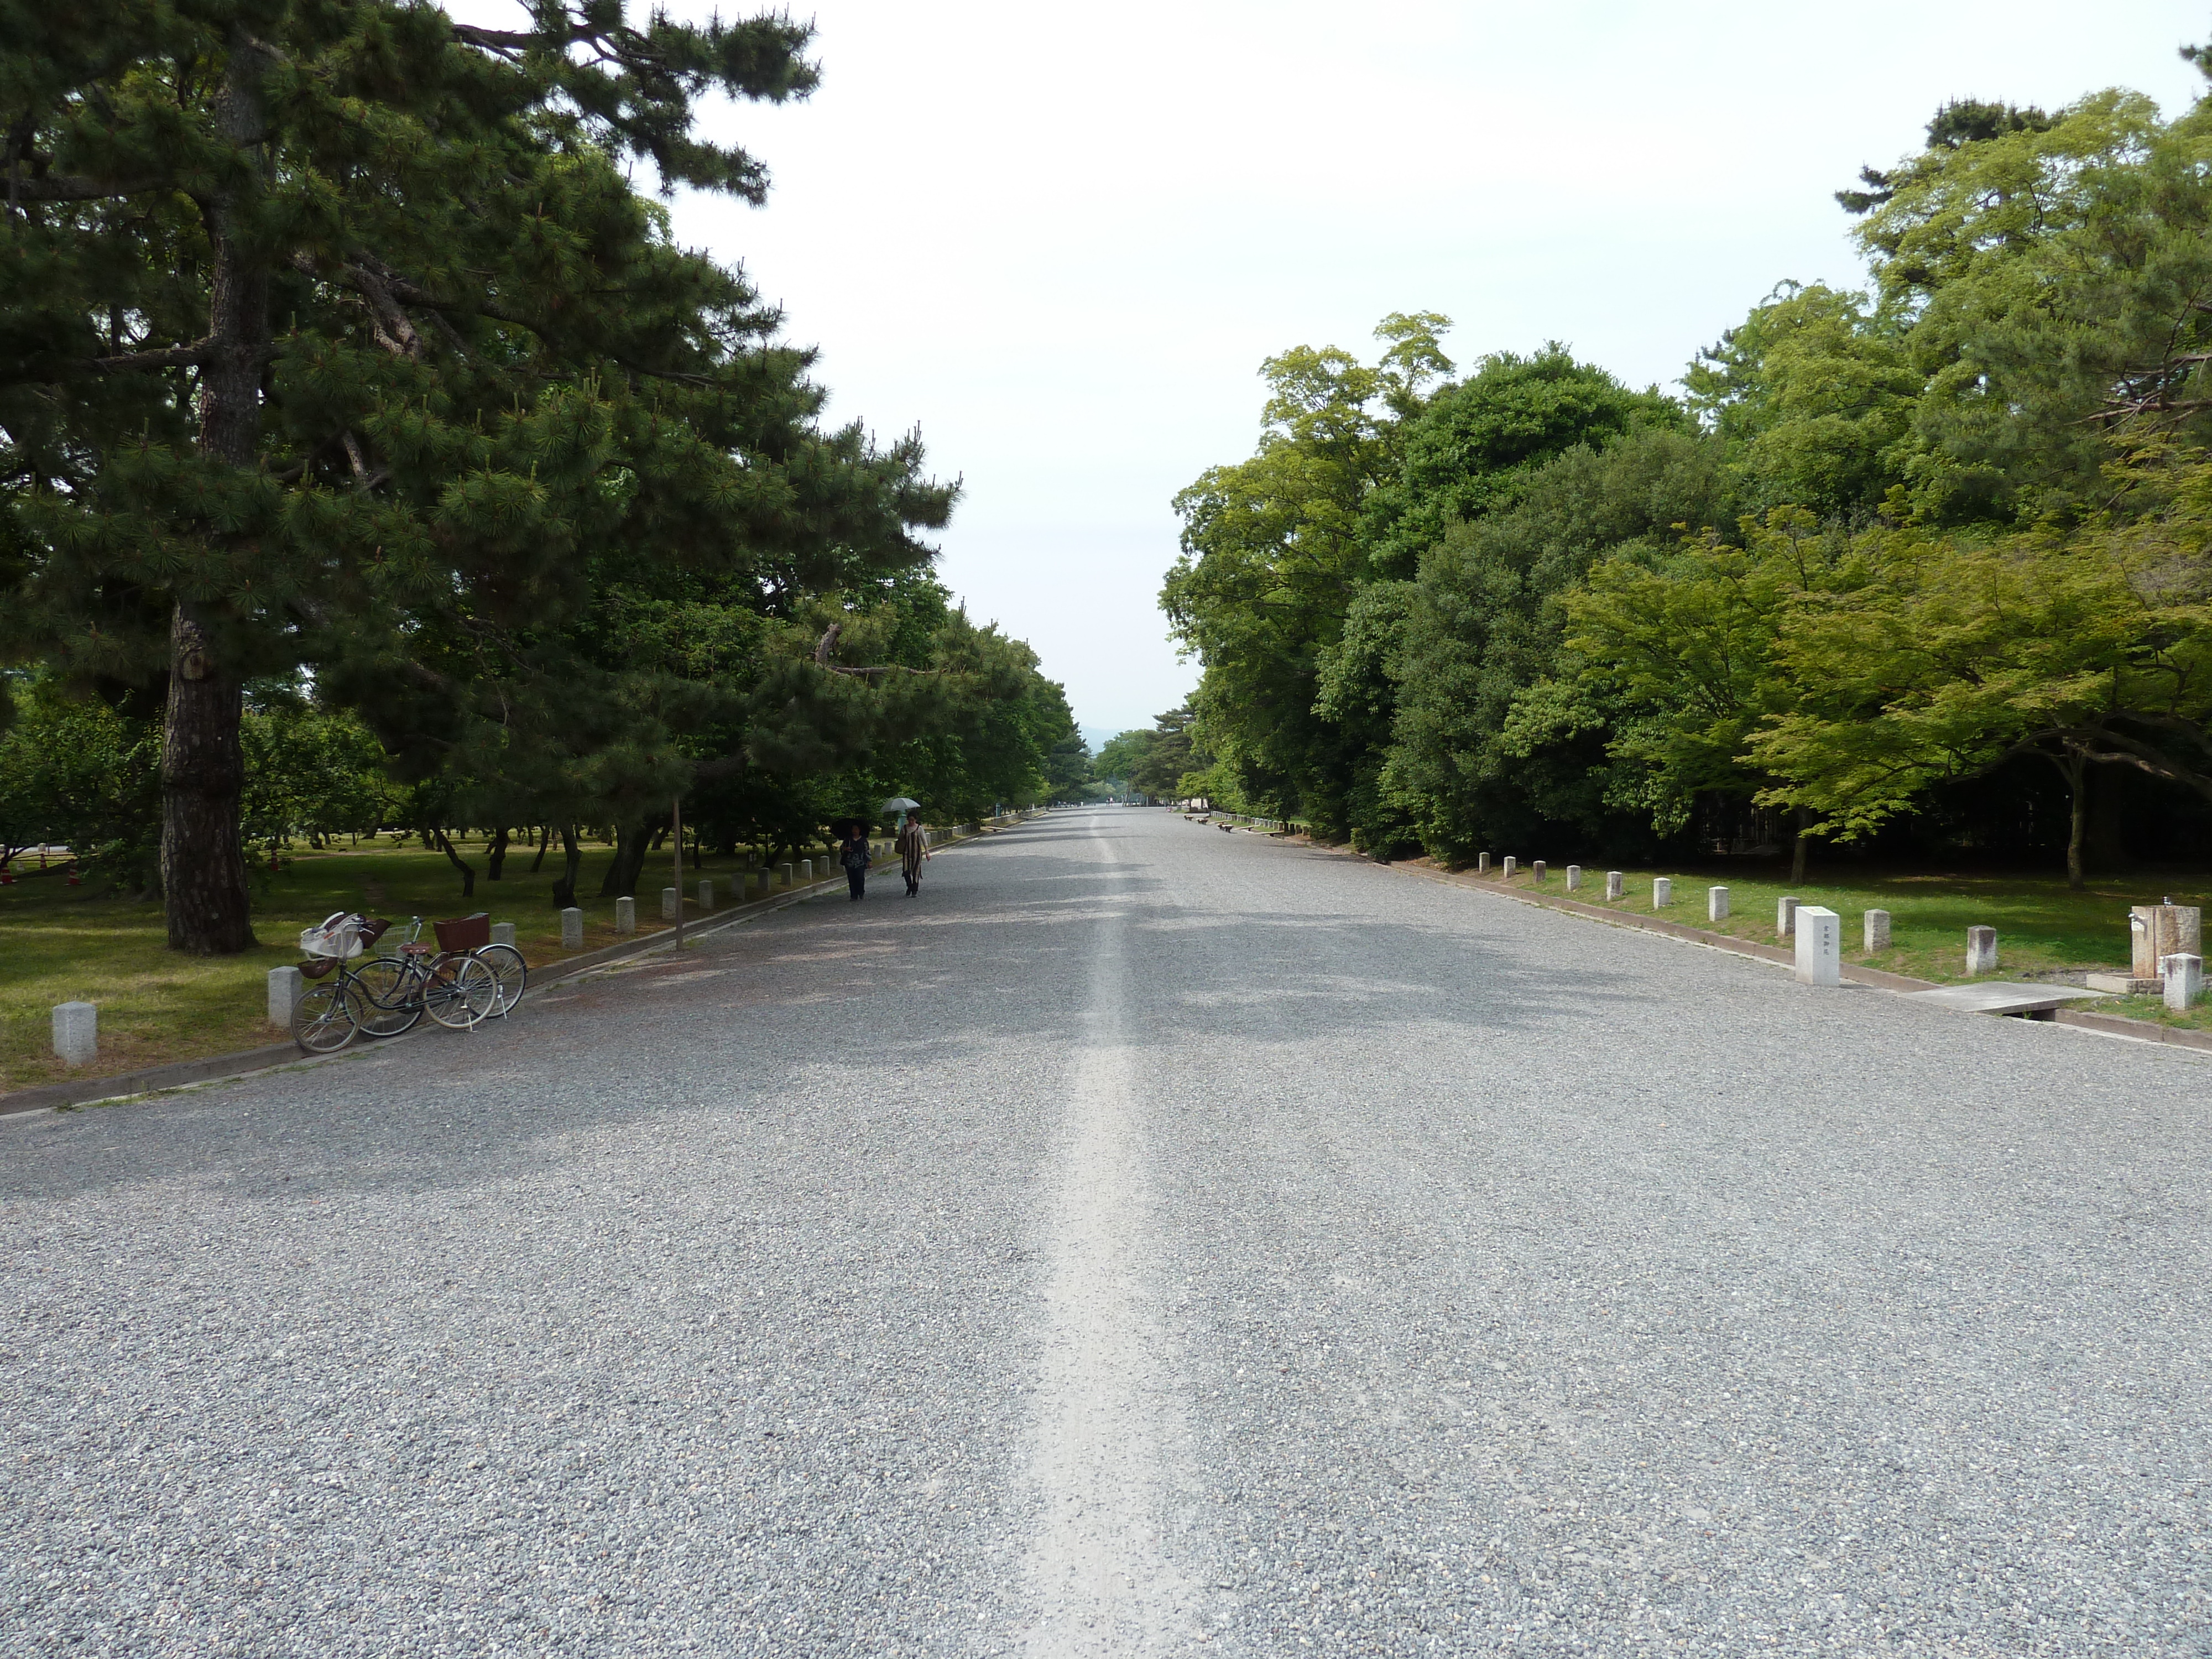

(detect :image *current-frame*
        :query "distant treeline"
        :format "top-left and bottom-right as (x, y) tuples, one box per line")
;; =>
(1154, 69), (2212, 886)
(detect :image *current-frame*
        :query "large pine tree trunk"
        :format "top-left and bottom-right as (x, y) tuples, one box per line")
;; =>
(163, 27), (270, 954)
(598, 818), (653, 898)
(551, 824), (584, 908)
(160, 603), (256, 952)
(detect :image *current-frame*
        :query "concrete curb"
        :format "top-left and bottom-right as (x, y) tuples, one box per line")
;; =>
(0, 822), (1032, 1120)
(2052, 1004), (2212, 1052)
(0, 1040), (311, 1119)
(1395, 864), (1943, 992)
(1381, 855), (2212, 1050)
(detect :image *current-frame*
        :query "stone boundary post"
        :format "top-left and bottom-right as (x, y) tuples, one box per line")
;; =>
(1708, 886), (1729, 922)
(2164, 953), (2204, 1011)
(52, 1002), (96, 1066)
(1794, 907), (1841, 986)
(267, 966), (302, 1027)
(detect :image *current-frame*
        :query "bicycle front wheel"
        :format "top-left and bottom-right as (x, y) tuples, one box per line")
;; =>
(352, 956), (422, 1037)
(423, 956), (500, 1030)
(476, 943), (528, 1017)
(292, 978), (362, 1054)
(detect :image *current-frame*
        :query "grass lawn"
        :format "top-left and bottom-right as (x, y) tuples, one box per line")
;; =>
(1463, 859), (2212, 1032)
(0, 833), (839, 1094)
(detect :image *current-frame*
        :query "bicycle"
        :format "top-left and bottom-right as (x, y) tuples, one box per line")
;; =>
(290, 913), (503, 1053)
(349, 914), (525, 1034)
(437, 911), (527, 1018)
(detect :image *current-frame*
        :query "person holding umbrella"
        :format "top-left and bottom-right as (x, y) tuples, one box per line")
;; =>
(885, 797), (929, 897)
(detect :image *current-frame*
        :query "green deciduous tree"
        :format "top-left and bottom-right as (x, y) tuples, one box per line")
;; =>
(1366, 345), (1681, 577)
(0, 672), (161, 882)
(1684, 284), (1921, 524)
(239, 687), (387, 852)
(1165, 317), (1684, 848)
(1749, 467), (2212, 886)
(1092, 728), (1153, 799)
(1162, 315), (1450, 836)
(1560, 508), (1864, 879)
(1384, 427), (1725, 862)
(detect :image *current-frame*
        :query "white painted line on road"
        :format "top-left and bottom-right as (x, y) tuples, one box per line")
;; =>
(1022, 821), (1199, 1657)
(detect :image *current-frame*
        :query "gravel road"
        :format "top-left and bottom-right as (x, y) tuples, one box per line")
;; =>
(5, 808), (2210, 1657)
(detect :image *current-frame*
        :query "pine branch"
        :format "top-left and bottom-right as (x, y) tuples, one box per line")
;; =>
(0, 336), (228, 388)
(91, 338), (217, 372)
(338, 430), (390, 493)
(451, 22), (589, 54)
(9, 172), (170, 204)
(348, 260), (425, 362)
(364, 269), (713, 384)
(810, 622), (937, 677)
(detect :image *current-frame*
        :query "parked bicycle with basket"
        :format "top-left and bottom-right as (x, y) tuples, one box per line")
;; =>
(290, 911), (526, 1053)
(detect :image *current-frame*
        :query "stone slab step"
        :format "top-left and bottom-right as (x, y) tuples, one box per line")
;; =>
(1904, 982), (2110, 1019)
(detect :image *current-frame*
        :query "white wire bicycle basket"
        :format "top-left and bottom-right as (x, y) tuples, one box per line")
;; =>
(298, 912), (366, 961)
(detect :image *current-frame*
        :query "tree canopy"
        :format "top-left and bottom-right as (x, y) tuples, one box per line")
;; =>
(1161, 43), (2212, 883)
(2, 0), (1070, 939)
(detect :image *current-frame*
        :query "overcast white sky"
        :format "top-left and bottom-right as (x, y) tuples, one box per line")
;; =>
(649, 1), (2210, 749)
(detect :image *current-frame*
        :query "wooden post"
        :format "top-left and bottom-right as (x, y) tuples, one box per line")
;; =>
(671, 794), (684, 951)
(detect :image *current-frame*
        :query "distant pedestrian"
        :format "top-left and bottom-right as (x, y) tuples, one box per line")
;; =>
(897, 815), (931, 896)
(839, 826), (871, 901)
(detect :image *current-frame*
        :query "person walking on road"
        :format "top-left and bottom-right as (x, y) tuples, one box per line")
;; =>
(897, 815), (930, 896)
(838, 826), (871, 901)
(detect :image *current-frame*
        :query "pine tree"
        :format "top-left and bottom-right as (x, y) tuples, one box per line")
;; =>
(0, 0), (950, 951)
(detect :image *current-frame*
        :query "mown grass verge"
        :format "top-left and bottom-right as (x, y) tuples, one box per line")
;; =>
(0, 837), (825, 1093)
(1443, 860), (2212, 1031)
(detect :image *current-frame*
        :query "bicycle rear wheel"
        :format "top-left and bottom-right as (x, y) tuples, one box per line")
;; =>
(476, 943), (528, 1016)
(292, 978), (362, 1054)
(352, 956), (422, 1037)
(423, 956), (499, 1030)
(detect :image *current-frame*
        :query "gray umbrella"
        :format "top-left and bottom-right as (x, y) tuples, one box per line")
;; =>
(881, 797), (920, 812)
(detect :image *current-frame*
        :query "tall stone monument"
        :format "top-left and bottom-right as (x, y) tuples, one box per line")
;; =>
(2131, 904), (2202, 980)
